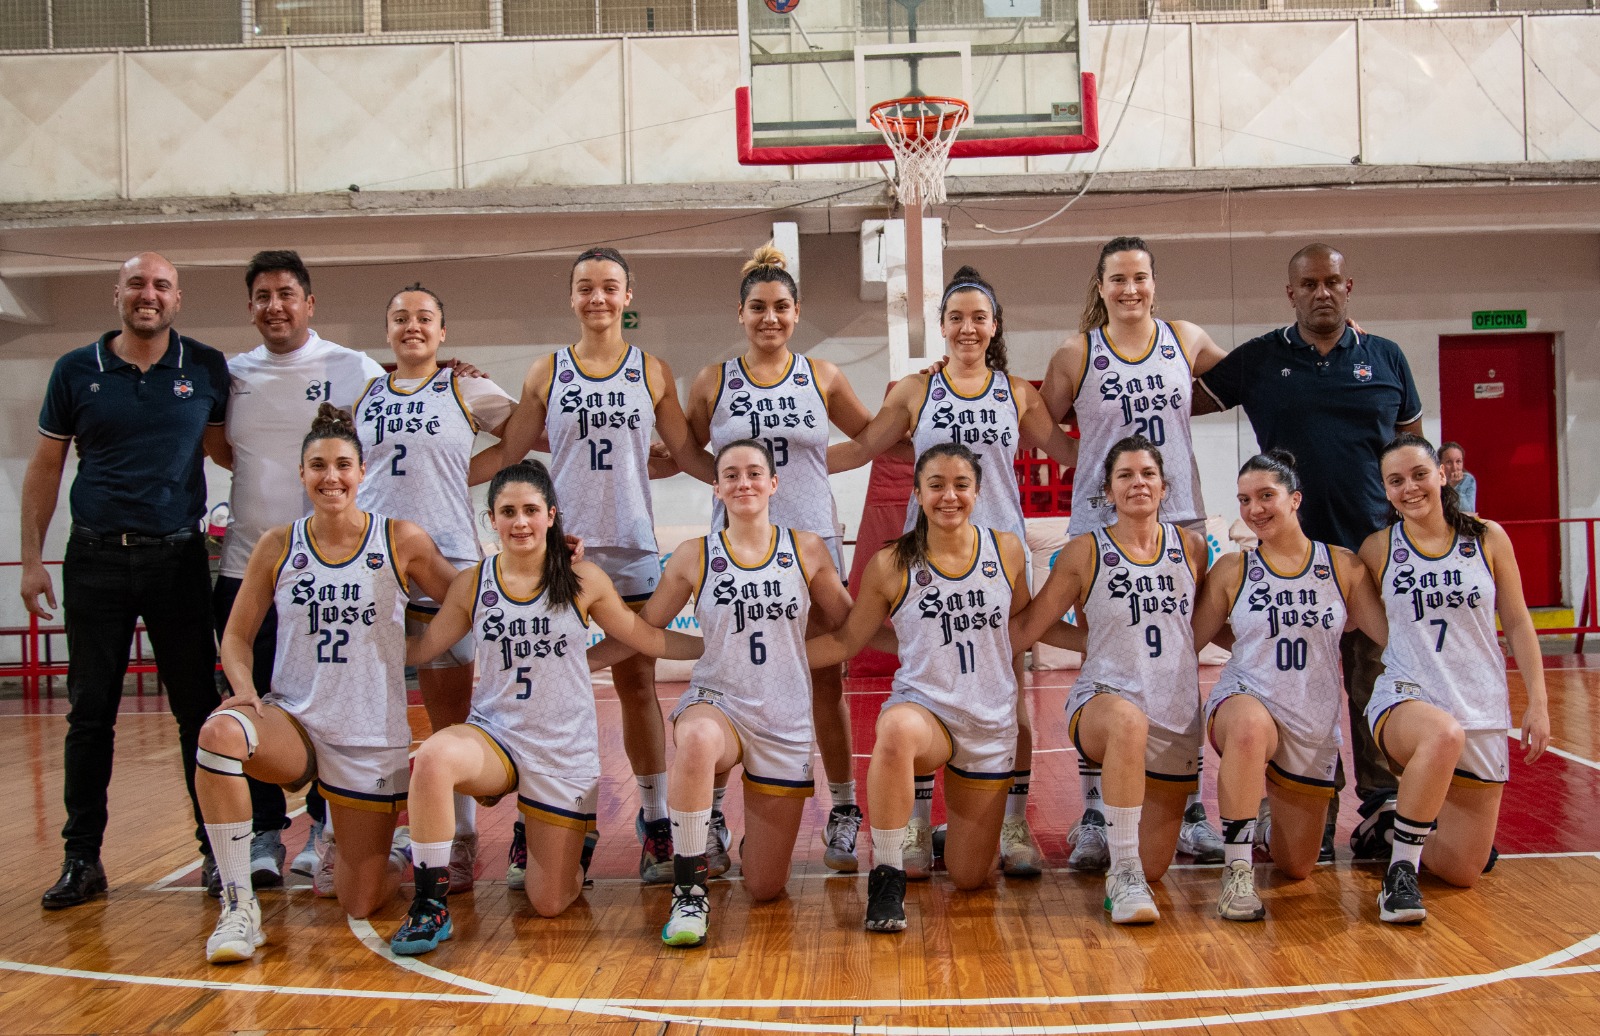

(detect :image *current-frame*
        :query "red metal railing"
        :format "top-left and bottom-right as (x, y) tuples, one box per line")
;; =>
(1497, 517), (1599, 653)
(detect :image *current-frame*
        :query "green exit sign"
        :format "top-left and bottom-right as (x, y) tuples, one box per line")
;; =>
(622, 310), (640, 330)
(1471, 309), (1526, 330)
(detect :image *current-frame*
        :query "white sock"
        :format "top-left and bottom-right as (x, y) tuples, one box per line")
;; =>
(1391, 812), (1432, 872)
(1079, 762), (1104, 814)
(1006, 770), (1030, 819)
(711, 784), (727, 815)
(1104, 803), (1142, 870)
(453, 793), (477, 837)
(1221, 816), (1256, 867)
(412, 838), (453, 871)
(829, 780), (857, 809)
(1187, 754), (1205, 810)
(871, 826), (905, 870)
(912, 775), (934, 826)
(638, 772), (669, 822)
(670, 807), (712, 858)
(206, 820), (255, 898)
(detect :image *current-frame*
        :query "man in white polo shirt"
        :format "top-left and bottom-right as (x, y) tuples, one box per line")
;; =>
(212, 250), (386, 891)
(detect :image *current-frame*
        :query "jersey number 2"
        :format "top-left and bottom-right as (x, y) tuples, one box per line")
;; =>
(316, 628), (349, 664)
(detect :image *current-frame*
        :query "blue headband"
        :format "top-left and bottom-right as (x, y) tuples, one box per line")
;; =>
(941, 281), (997, 312)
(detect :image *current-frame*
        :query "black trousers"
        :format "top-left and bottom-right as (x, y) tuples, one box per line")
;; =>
(210, 575), (293, 833)
(1332, 629), (1400, 807)
(61, 532), (218, 858)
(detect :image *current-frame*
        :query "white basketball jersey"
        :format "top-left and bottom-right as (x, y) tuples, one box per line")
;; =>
(708, 355), (836, 539)
(268, 514), (410, 747)
(466, 556), (599, 779)
(544, 346), (656, 553)
(1213, 542), (1347, 743)
(1375, 524), (1509, 729)
(354, 369), (481, 562)
(889, 527), (1016, 735)
(905, 371), (1025, 544)
(1073, 524), (1200, 733)
(1069, 321), (1204, 535)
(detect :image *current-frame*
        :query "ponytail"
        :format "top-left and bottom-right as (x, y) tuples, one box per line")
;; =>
(1079, 235), (1154, 334)
(486, 461), (583, 608)
(1380, 433), (1488, 540)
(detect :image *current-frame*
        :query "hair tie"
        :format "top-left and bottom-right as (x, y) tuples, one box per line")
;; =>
(941, 281), (998, 312)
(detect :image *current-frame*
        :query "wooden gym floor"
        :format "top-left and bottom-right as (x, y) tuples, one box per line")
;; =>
(2, 656), (1599, 1035)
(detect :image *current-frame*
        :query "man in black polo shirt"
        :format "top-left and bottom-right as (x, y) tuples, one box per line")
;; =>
(20, 252), (232, 908)
(1194, 243), (1422, 835)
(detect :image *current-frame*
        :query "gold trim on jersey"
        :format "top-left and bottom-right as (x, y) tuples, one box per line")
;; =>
(448, 372), (480, 434)
(719, 525), (779, 571)
(1399, 523), (1459, 562)
(889, 563), (911, 614)
(940, 369), (996, 401)
(736, 352), (795, 389)
(1101, 322), (1159, 365)
(382, 369), (440, 396)
(995, 529), (1021, 590)
(271, 527), (293, 581)
(792, 528), (812, 584)
(493, 552), (547, 605)
(926, 525), (981, 581)
(384, 519), (408, 594)
(1259, 541), (1314, 580)
(1228, 554), (1250, 611)
(1328, 545), (1351, 605)
(305, 512), (374, 568)
(569, 343), (631, 381)
(1102, 523), (1168, 569)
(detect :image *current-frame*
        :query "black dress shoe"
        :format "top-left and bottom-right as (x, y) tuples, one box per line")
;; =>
(41, 857), (107, 910)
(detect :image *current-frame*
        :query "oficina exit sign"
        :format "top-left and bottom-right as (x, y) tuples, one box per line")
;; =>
(1471, 309), (1527, 330)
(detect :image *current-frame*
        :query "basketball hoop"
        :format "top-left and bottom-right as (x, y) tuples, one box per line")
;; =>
(868, 95), (970, 206)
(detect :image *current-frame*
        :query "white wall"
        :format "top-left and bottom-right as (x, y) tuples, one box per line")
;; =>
(4, 229), (1596, 645)
(4, 15), (1600, 203)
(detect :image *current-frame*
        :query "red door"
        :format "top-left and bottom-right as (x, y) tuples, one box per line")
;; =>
(1438, 333), (1560, 606)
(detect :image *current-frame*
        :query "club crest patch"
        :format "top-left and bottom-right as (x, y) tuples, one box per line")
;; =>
(1167, 548), (1184, 564)
(624, 368), (642, 383)
(1354, 362), (1373, 382)
(432, 380), (448, 392)
(793, 373), (809, 387)
(1459, 542), (1477, 558)
(1314, 564), (1332, 579)
(366, 553), (385, 570)
(172, 379), (193, 399)
(776, 552), (794, 569)
(1160, 344), (1176, 360)
(993, 389), (1009, 403)
(982, 560), (998, 578)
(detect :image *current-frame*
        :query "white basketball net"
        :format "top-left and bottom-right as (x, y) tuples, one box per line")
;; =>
(869, 97), (970, 207)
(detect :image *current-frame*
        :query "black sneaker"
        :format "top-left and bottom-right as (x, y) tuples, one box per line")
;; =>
(864, 864), (908, 933)
(391, 897), (453, 956)
(1319, 810), (1336, 864)
(1350, 792), (1397, 862)
(1377, 861), (1426, 924)
(637, 811), (674, 885)
(201, 852), (222, 899)
(1483, 843), (1499, 874)
(507, 820), (527, 891)
(41, 856), (107, 910)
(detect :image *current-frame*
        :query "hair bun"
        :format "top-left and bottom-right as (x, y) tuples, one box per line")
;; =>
(1265, 447), (1298, 471)
(951, 264), (985, 283)
(740, 243), (788, 277)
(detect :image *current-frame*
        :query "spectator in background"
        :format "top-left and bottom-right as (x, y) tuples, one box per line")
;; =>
(1439, 441), (1477, 512)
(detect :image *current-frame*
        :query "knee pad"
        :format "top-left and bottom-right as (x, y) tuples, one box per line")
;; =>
(197, 708), (260, 776)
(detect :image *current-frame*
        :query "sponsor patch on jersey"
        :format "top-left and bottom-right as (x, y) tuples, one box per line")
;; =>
(710, 556), (728, 573)
(1459, 542), (1477, 558)
(1248, 566), (1265, 581)
(915, 569), (933, 586)
(292, 553), (310, 570)
(993, 388), (1009, 403)
(172, 378), (193, 399)
(793, 372), (809, 386)
(982, 560), (999, 578)
(1160, 344), (1176, 360)
(1354, 362), (1373, 382)
(366, 552), (385, 570)
(1314, 564), (1332, 579)
(777, 552), (794, 568)
(930, 386), (946, 401)
(558, 369), (574, 383)
(1393, 548), (1410, 563)
(1093, 355), (1110, 371)
(481, 590), (499, 607)
(624, 368), (642, 383)
(728, 377), (745, 390)
(1102, 552), (1121, 567)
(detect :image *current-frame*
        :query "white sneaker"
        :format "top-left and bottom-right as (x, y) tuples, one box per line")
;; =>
(902, 818), (934, 880)
(290, 820), (322, 878)
(999, 815), (1043, 877)
(448, 833), (478, 893)
(390, 826), (413, 873)
(1067, 809), (1110, 872)
(1217, 860), (1265, 922)
(1103, 860), (1160, 925)
(313, 832), (337, 898)
(661, 885), (709, 947)
(206, 887), (265, 964)
(1177, 803), (1225, 863)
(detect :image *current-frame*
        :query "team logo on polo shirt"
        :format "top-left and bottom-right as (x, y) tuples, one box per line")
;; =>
(1393, 548), (1410, 563)
(1459, 542), (1477, 559)
(1314, 563), (1331, 579)
(1354, 363), (1373, 382)
(777, 552), (794, 569)
(1160, 344), (1176, 360)
(982, 560), (998, 578)
(1166, 548), (1184, 564)
(292, 553), (310, 570)
(993, 389), (1009, 403)
(625, 368), (642, 383)
(793, 372), (809, 387)
(173, 378), (194, 399)
(366, 552), (385, 570)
